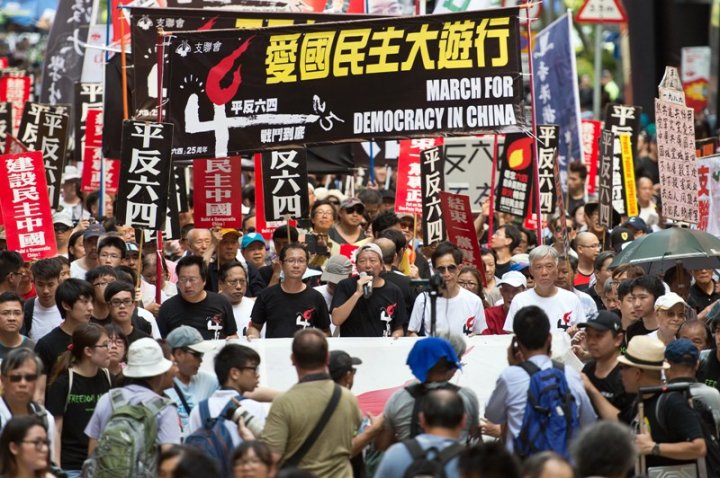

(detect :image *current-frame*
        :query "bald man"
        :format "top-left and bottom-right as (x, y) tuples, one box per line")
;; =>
(186, 228), (214, 262)
(375, 237), (416, 319)
(574, 232), (600, 291)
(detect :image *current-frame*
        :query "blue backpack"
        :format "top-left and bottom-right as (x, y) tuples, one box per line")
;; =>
(513, 360), (580, 460)
(185, 395), (244, 478)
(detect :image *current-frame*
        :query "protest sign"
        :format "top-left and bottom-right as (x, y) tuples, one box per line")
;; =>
(194, 156), (244, 229)
(174, 166), (190, 213)
(532, 13), (583, 182)
(18, 103), (69, 152)
(495, 132), (533, 218)
(0, 75), (31, 135)
(0, 102), (11, 149)
(261, 149), (310, 221)
(116, 121), (174, 230)
(597, 130), (614, 229)
(537, 124), (559, 214)
(253, 153), (283, 238)
(421, 146), (447, 245)
(74, 83), (104, 164)
(165, 7), (525, 158)
(0, 151), (57, 260)
(696, 154), (720, 235)
(444, 135), (496, 212)
(604, 103), (641, 215)
(618, 133), (637, 217)
(38, 110), (70, 209)
(439, 191), (483, 272)
(681, 46), (711, 113)
(696, 137), (717, 158)
(656, 98), (698, 223)
(395, 138), (442, 215)
(581, 119), (601, 194)
(81, 109), (120, 194)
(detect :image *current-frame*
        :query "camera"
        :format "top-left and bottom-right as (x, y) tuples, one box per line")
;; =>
(223, 400), (264, 437)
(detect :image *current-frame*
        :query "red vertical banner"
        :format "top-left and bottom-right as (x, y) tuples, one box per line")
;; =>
(81, 109), (119, 194)
(0, 76), (31, 136)
(439, 192), (483, 273)
(253, 153), (282, 238)
(193, 156), (243, 229)
(0, 151), (57, 260)
(581, 119), (601, 194)
(395, 138), (442, 215)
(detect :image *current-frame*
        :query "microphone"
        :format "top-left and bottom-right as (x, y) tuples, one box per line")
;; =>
(359, 271), (373, 299)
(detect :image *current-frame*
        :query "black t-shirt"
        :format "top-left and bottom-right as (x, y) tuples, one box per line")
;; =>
(697, 351), (720, 390)
(586, 285), (605, 311)
(251, 284), (330, 338)
(625, 319), (657, 343)
(383, 270), (417, 322)
(495, 260), (512, 279)
(688, 282), (720, 314)
(331, 277), (406, 337)
(158, 291), (237, 339)
(34, 327), (71, 377)
(46, 369), (112, 470)
(634, 156), (660, 185)
(582, 360), (635, 417)
(91, 310), (152, 336)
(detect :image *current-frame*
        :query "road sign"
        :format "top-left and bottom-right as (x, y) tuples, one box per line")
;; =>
(576, 0), (627, 24)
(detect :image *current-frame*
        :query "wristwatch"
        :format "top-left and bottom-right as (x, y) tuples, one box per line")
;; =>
(651, 443), (661, 456)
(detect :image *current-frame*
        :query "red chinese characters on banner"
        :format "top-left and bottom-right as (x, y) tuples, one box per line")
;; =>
(0, 151), (57, 260)
(0, 76), (31, 136)
(81, 109), (119, 194)
(439, 192), (484, 276)
(395, 138), (443, 215)
(253, 153), (283, 238)
(193, 156), (243, 229)
(581, 119), (601, 194)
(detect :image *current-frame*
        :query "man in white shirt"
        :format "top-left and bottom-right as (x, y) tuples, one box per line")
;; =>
(219, 261), (256, 337)
(503, 245), (585, 333)
(26, 258), (63, 342)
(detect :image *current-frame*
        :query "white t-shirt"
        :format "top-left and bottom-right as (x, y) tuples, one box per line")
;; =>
(503, 287), (586, 333)
(314, 284), (338, 336)
(30, 299), (63, 342)
(69, 259), (88, 280)
(0, 399), (57, 462)
(187, 389), (267, 448)
(231, 298), (258, 337)
(137, 307), (161, 339)
(575, 289), (598, 318)
(408, 287), (486, 336)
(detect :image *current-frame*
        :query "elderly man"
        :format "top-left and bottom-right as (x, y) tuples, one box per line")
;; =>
(483, 271), (526, 335)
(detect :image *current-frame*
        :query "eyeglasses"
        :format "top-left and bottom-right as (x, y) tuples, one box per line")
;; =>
(183, 348), (204, 359)
(93, 281), (111, 288)
(93, 342), (111, 349)
(399, 222), (413, 230)
(21, 438), (50, 451)
(178, 277), (201, 284)
(0, 310), (23, 317)
(224, 279), (247, 287)
(110, 338), (126, 347)
(436, 265), (458, 274)
(235, 457), (264, 467)
(458, 281), (478, 288)
(109, 299), (134, 308)
(99, 252), (121, 260)
(7, 373), (38, 383)
(342, 205), (364, 215)
(239, 365), (259, 374)
(314, 210), (334, 217)
(283, 258), (307, 265)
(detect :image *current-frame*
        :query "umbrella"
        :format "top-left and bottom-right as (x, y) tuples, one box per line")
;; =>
(610, 227), (720, 275)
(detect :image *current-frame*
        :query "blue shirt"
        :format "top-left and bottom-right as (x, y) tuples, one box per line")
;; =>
(375, 434), (461, 478)
(164, 371), (219, 434)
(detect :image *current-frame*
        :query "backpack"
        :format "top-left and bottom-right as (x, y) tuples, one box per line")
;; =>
(82, 389), (170, 478)
(401, 438), (464, 478)
(405, 383), (461, 438)
(513, 360), (580, 460)
(184, 395), (244, 478)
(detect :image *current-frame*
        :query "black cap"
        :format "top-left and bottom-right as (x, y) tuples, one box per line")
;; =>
(610, 226), (634, 252)
(577, 310), (622, 333)
(329, 350), (362, 381)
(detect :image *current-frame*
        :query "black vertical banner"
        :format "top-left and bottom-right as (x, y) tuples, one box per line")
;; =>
(420, 146), (447, 245)
(495, 133), (534, 218)
(261, 148), (310, 222)
(38, 110), (70, 209)
(116, 120), (174, 230)
(537, 124), (559, 214)
(18, 103), (70, 151)
(598, 130), (615, 229)
(603, 104), (641, 215)
(74, 82), (104, 164)
(173, 165), (189, 213)
(0, 102), (11, 146)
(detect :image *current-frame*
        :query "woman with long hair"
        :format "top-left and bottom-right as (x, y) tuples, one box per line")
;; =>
(103, 324), (128, 385)
(45, 323), (112, 477)
(0, 415), (53, 478)
(67, 231), (85, 263)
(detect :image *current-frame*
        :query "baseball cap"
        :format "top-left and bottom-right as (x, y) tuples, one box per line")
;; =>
(497, 271), (527, 288)
(610, 226), (634, 252)
(123, 338), (174, 378)
(406, 337), (462, 383)
(52, 212), (73, 229)
(165, 326), (215, 354)
(577, 310), (622, 333)
(340, 197), (364, 210)
(623, 216), (649, 233)
(664, 338), (700, 365)
(220, 228), (241, 238)
(358, 243), (383, 261)
(655, 292), (688, 310)
(241, 232), (266, 250)
(125, 241), (139, 253)
(321, 255), (353, 284)
(83, 223), (105, 240)
(63, 165), (81, 182)
(329, 350), (362, 381)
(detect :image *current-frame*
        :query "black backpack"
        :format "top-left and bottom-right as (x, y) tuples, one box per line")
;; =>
(401, 438), (464, 478)
(405, 383), (461, 438)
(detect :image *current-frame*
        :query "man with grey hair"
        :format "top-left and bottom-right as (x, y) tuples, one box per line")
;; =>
(503, 245), (585, 333)
(571, 421), (637, 478)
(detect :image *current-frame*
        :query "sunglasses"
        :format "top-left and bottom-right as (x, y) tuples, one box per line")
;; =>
(7, 373), (38, 383)
(343, 205), (364, 215)
(183, 348), (204, 359)
(436, 265), (458, 274)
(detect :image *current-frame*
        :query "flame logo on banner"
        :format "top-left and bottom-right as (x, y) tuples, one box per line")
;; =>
(507, 136), (533, 170)
(198, 17), (219, 31)
(206, 36), (254, 106)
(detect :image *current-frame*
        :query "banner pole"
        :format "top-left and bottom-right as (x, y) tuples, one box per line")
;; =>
(119, 7), (129, 120)
(487, 134), (499, 246)
(135, 230), (144, 291)
(155, 29), (166, 305)
(410, 213), (417, 264)
(525, 7), (544, 246)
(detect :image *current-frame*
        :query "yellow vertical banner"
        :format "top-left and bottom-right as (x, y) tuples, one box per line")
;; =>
(619, 133), (638, 217)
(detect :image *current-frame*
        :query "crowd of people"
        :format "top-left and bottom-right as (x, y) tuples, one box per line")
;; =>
(0, 148), (717, 478)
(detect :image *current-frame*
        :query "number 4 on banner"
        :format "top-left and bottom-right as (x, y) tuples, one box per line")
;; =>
(576, 0), (627, 24)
